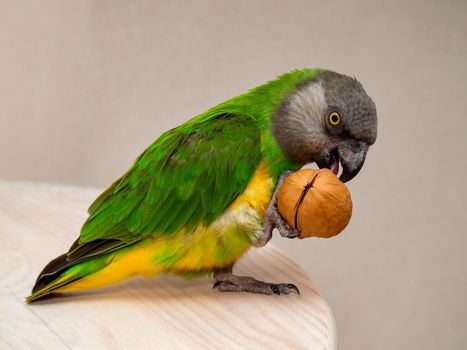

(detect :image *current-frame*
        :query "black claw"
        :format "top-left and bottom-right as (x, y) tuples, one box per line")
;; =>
(287, 284), (300, 295)
(286, 230), (301, 239)
(271, 285), (280, 295)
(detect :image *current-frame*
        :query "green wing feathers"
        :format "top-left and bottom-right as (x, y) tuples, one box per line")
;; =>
(79, 114), (262, 245)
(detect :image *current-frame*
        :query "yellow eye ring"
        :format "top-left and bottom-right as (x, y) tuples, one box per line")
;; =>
(328, 112), (340, 126)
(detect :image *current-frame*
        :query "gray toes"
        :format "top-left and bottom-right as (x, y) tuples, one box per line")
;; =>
(213, 279), (300, 296)
(270, 284), (281, 295)
(274, 213), (300, 239)
(213, 281), (241, 292)
(277, 224), (301, 239)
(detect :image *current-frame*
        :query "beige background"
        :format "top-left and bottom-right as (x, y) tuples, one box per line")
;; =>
(1, 1), (466, 349)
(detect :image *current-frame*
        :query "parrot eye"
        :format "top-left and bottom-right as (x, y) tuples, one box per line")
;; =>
(328, 112), (341, 126)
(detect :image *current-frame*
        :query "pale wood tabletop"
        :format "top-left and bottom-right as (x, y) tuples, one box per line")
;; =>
(0, 181), (337, 349)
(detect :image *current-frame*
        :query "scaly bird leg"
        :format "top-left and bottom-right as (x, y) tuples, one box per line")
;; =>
(214, 171), (300, 295)
(254, 170), (300, 248)
(213, 267), (299, 295)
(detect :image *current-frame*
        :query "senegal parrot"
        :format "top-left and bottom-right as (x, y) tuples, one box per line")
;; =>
(26, 68), (377, 302)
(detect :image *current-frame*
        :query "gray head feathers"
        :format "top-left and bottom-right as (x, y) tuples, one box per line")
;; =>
(319, 71), (377, 145)
(272, 70), (377, 166)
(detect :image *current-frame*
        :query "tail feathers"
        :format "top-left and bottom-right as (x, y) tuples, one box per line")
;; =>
(26, 270), (82, 303)
(27, 237), (133, 303)
(27, 238), (160, 303)
(31, 253), (73, 294)
(26, 254), (110, 303)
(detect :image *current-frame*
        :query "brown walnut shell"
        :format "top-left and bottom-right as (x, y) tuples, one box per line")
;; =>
(277, 168), (352, 239)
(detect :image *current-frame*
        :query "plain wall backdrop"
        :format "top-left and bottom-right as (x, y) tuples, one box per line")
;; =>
(1, 1), (466, 349)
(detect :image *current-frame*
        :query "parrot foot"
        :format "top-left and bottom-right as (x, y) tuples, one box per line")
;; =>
(213, 272), (300, 296)
(257, 170), (300, 246)
(273, 211), (301, 239)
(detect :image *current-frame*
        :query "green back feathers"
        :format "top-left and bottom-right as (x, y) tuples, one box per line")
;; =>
(212, 68), (325, 178)
(78, 68), (325, 246)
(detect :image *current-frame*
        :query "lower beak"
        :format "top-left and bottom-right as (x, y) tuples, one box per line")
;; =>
(338, 141), (369, 183)
(315, 141), (369, 183)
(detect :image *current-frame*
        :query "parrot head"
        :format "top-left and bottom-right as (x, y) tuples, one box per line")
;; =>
(272, 70), (377, 182)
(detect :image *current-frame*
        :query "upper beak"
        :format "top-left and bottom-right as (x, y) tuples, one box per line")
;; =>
(315, 140), (369, 183)
(338, 141), (369, 183)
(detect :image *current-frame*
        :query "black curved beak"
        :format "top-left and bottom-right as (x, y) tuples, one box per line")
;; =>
(338, 141), (369, 183)
(315, 141), (369, 183)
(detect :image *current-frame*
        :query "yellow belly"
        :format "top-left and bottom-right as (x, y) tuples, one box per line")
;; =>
(57, 161), (274, 292)
(172, 161), (274, 271)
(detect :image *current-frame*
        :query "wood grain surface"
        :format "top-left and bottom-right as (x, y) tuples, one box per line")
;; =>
(0, 181), (337, 349)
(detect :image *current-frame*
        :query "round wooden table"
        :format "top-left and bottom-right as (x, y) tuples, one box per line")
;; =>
(0, 181), (337, 349)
